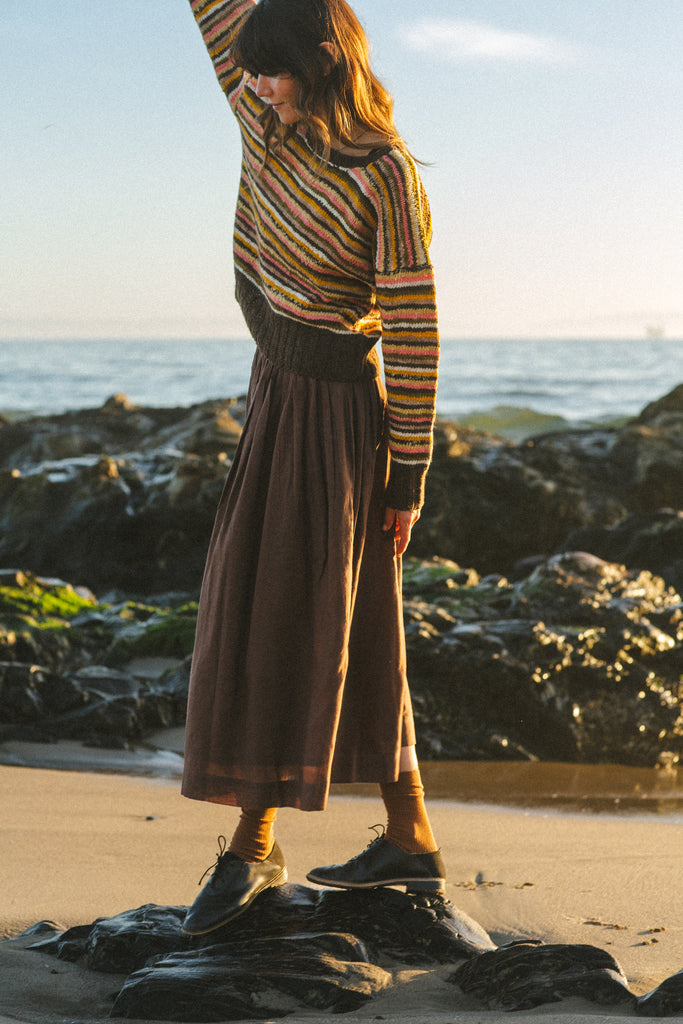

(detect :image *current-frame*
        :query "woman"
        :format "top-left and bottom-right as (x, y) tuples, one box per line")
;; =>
(181, 0), (443, 936)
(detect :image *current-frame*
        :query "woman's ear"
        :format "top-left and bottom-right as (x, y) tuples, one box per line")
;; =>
(319, 41), (338, 73)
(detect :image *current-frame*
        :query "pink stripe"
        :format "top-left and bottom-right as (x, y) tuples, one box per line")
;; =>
(384, 347), (440, 357)
(393, 162), (416, 265)
(386, 383), (437, 394)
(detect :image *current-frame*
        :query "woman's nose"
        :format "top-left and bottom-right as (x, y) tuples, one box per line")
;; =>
(255, 75), (271, 98)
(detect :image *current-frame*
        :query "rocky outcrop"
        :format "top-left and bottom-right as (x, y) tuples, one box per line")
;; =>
(414, 382), (683, 586)
(402, 552), (683, 766)
(2, 385), (683, 593)
(1, 386), (683, 766)
(1, 556), (682, 768)
(26, 891), (683, 1019)
(0, 571), (192, 748)
(449, 940), (634, 1011)
(0, 394), (244, 593)
(558, 508), (683, 593)
(28, 889), (493, 1020)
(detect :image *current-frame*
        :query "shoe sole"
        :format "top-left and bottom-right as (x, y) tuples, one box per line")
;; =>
(182, 866), (288, 936)
(305, 871), (445, 894)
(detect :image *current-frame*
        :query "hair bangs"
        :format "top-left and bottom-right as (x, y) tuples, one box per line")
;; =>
(231, 6), (297, 79)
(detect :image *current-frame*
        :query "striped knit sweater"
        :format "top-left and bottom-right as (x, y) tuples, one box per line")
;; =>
(189, 0), (439, 509)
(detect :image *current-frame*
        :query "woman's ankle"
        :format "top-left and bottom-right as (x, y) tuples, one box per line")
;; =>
(228, 807), (278, 862)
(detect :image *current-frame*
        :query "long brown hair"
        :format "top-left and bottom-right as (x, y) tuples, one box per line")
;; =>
(230, 0), (404, 162)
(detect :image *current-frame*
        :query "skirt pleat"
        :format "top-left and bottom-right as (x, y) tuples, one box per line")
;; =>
(181, 348), (415, 811)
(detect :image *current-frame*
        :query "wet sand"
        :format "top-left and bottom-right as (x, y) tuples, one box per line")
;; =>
(1, 754), (682, 1024)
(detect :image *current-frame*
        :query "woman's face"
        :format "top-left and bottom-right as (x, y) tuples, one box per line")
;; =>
(255, 72), (300, 124)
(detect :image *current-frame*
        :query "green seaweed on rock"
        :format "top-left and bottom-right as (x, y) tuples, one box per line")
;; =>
(106, 603), (198, 662)
(0, 572), (198, 672)
(0, 572), (101, 670)
(0, 571), (97, 625)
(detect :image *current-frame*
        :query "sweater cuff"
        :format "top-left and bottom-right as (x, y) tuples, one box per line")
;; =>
(384, 458), (428, 512)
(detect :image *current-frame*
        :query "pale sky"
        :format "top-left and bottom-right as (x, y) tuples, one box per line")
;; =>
(2, 0), (682, 340)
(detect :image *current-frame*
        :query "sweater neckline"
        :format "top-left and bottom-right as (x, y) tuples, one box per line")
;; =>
(292, 124), (394, 168)
(327, 144), (393, 168)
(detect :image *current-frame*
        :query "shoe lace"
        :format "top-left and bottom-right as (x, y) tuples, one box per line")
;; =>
(197, 834), (229, 887)
(366, 823), (386, 847)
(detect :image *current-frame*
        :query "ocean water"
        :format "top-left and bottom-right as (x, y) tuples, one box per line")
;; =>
(1, 337), (682, 439)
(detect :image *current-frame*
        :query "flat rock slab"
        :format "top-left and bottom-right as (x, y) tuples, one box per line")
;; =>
(111, 941), (390, 1020)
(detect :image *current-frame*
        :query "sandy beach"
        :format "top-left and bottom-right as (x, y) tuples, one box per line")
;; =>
(1, 754), (681, 1024)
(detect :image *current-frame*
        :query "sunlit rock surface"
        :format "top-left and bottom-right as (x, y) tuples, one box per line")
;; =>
(402, 552), (683, 765)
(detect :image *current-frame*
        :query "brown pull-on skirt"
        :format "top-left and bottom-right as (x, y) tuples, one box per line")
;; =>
(181, 347), (415, 811)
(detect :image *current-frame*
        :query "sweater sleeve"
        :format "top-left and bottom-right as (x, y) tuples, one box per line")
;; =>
(369, 153), (440, 511)
(188, 0), (255, 106)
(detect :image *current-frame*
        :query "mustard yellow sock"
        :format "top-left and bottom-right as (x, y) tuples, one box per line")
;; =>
(380, 770), (438, 854)
(228, 807), (278, 862)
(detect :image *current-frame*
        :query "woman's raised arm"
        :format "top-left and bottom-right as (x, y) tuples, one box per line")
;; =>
(188, 0), (256, 100)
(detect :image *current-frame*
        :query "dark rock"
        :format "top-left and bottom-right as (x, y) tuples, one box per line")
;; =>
(637, 968), (683, 1016)
(3, 386), (683, 591)
(0, 574), (193, 748)
(636, 383), (683, 425)
(2, 556), (682, 768)
(28, 890), (487, 1021)
(86, 905), (189, 974)
(238, 884), (496, 964)
(3, 386), (683, 766)
(0, 660), (181, 748)
(15, 920), (65, 938)
(28, 909), (186, 970)
(412, 423), (584, 575)
(449, 941), (634, 1011)
(404, 553), (683, 766)
(411, 383), (683, 580)
(560, 509), (683, 593)
(0, 662), (52, 722)
(30, 895), (648, 1021)
(192, 931), (373, 966)
(309, 886), (494, 963)
(0, 449), (225, 593)
(30, 921), (104, 963)
(28, 888), (494, 976)
(0, 394), (245, 473)
(111, 932), (386, 1020)
(70, 665), (141, 696)
(0, 397), (244, 593)
(111, 943), (390, 1021)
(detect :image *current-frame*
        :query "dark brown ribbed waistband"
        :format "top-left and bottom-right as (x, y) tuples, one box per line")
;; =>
(236, 272), (380, 383)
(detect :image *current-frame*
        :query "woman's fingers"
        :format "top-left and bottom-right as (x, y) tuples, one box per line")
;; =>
(383, 507), (420, 557)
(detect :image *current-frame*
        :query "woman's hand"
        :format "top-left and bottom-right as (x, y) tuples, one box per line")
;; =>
(383, 507), (420, 558)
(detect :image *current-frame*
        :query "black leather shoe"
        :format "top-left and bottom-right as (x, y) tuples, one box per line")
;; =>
(306, 833), (446, 893)
(182, 837), (287, 935)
